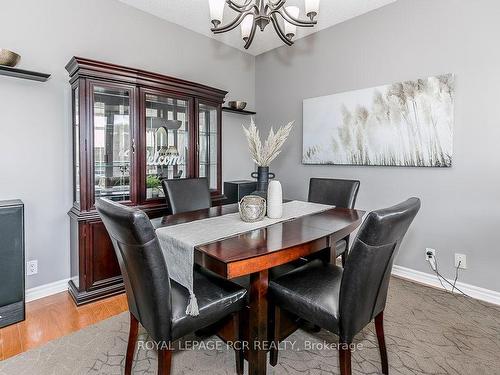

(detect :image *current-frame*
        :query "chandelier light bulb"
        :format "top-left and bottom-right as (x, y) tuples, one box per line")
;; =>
(284, 6), (300, 39)
(305, 0), (320, 20)
(208, 0), (225, 27)
(241, 14), (254, 40)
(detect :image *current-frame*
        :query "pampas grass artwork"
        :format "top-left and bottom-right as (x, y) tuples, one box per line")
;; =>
(242, 118), (294, 167)
(303, 74), (455, 167)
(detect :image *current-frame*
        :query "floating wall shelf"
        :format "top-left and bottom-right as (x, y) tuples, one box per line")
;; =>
(222, 107), (256, 115)
(0, 65), (51, 82)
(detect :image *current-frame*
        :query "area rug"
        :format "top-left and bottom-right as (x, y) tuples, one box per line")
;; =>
(1, 277), (499, 374)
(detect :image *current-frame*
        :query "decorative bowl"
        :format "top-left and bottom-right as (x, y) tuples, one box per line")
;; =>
(0, 49), (21, 67)
(228, 101), (247, 110)
(239, 195), (266, 222)
(151, 118), (182, 130)
(164, 119), (182, 130)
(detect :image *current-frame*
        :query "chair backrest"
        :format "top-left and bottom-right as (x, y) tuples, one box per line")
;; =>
(308, 178), (360, 209)
(338, 197), (420, 343)
(162, 178), (211, 214)
(95, 198), (173, 342)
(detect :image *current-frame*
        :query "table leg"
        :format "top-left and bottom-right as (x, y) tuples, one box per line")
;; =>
(248, 270), (269, 375)
(329, 235), (337, 264)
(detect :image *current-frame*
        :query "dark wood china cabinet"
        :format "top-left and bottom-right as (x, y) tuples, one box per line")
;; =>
(67, 57), (226, 305)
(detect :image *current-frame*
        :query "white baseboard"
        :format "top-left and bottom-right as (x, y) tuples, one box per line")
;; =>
(26, 278), (70, 302)
(392, 265), (500, 306)
(24, 268), (500, 306)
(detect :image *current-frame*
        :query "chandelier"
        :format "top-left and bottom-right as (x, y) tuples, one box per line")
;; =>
(208, 0), (320, 49)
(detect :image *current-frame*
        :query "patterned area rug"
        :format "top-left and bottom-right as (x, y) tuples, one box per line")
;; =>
(1, 277), (499, 374)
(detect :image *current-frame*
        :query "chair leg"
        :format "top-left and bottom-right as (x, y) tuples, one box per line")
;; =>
(375, 311), (389, 374)
(232, 312), (244, 375)
(270, 304), (281, 367)
(125, 313), (139, 375)
(338, 344), (352, 375)
(158, 347), (173, 375)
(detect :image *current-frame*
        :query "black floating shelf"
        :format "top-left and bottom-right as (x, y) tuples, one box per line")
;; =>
(222, 107), (256, 115)
(0, 65), (51, 82)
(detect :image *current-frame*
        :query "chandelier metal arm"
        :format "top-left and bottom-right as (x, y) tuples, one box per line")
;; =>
(268, 0), (286, 7)
(267, 0), (286, 11)
(270, 13), (293, 46)
(226, 0), (254, 13)
(211, 9), (255, 33)
(270, 8), (317, 27)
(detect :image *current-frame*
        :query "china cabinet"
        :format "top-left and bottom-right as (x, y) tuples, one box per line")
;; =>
(66, 57), (226, 305)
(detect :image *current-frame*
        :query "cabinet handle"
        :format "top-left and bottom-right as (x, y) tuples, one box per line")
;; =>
(131, 138), (136, 153)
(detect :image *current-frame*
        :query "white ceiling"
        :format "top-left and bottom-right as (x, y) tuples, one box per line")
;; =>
(117, 0), (397, 56)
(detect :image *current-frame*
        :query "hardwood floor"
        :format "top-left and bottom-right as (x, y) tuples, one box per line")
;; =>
(0, 292), (128, 361)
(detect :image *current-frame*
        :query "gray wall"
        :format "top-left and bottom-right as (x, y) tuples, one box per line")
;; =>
(256, 0), (500, 292)
(0, 0), (255, 289)
(2, 0), (498, 294)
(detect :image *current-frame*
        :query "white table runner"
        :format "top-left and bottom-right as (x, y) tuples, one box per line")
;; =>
(155, 200), (333, 316)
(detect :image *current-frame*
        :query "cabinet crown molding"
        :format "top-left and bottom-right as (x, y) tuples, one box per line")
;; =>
(65, 56), (228, 102)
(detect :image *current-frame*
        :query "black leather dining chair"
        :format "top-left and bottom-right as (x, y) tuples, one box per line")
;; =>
(268, 198), (420, 375)
(269, 178), (360, 280)
(162, 177), (211, 214)
(95, 198), (247, 375)
(308, 178), (360, 266)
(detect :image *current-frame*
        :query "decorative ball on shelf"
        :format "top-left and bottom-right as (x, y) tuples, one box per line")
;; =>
(239, 195), (266, 222)
(0, 49), (20, 67)
(228, 101), (247, 110)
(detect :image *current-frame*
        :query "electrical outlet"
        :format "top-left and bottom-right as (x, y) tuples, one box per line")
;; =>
(455, 253), (467, 269)
(425, 248), (436, 261)
(27, 260), (38, 276)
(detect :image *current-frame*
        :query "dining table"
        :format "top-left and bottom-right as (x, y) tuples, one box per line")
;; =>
(153, 202), (365, 375)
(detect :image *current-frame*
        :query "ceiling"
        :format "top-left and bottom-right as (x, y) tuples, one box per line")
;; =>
(117, 0), (397, 56)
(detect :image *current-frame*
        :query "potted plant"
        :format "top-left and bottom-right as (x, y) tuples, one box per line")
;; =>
(146, 175), (162, 198)
(242, 118), (293, 197)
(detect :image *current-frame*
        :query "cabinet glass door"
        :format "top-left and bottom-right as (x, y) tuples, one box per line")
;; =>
(145, 94), (190, 199)
(198, 103), (219, 191)
(92, 85), (132, 203)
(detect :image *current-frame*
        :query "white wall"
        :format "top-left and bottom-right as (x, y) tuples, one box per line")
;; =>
(0, 0), (255, 288)
(256, 0), (500, 292)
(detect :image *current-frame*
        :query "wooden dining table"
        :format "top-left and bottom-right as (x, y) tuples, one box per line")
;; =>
(154, 202), (365, 375)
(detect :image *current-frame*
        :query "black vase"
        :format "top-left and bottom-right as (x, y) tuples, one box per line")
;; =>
(251, 166), (275, 198)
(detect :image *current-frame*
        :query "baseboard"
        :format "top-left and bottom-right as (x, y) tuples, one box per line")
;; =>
(24, 268), (500, 306)
(26, 278), (70, 302)
(392, 265), (500, 306)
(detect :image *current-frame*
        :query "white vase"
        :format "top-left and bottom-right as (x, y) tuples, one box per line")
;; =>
(267, 180), (283, 219)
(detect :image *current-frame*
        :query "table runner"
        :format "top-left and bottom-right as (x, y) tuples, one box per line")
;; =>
(155, 200), (333, 316)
